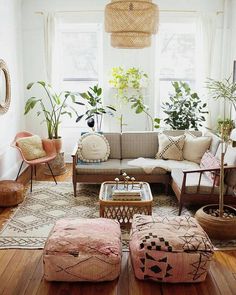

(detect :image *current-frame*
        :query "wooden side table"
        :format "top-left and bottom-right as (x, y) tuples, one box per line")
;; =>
(44, 152), (67, 176)
(99, 181), (153, 227)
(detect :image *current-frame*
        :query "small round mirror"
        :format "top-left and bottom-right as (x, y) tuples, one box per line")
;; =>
(0, 59), (11, 114)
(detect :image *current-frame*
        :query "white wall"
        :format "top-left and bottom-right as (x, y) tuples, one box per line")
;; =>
(21, 0), (225, 161)
(0, 0), (25, 180)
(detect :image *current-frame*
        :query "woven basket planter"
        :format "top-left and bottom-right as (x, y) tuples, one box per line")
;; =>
(105, 0), (159, 48)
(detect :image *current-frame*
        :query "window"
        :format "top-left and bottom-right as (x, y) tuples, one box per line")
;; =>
(57, 23), (103, 127)
(157, 21), (197, 117)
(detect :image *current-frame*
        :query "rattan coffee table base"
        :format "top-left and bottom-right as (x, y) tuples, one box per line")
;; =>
(99, 181), (153, 228)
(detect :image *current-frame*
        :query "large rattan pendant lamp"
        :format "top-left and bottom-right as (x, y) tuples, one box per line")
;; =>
(105, 0), (159, 49)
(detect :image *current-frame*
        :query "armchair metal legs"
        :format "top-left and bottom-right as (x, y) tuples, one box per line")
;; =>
(16, 161), (24, 181)
(46, 163), (57, 185)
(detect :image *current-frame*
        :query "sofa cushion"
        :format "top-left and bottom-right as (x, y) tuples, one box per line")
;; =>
(103, 133), (121, 159)
(171, 168), (222, 194)
(78, 133), (110, 163)
(183, 133), (212, 164)
(156, 134), (185, 161)
(121, 159), (167, 175)
(203, 131), (221, 155)
(121, 132), (158, 159)
(76, 159), (121, 175)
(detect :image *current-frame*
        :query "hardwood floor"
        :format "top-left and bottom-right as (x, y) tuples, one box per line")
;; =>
(0, 164), (236, 295)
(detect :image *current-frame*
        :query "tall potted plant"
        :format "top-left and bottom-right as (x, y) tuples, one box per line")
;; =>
(75, 85), (116, 132)
(24, 81), (78, 152)
(195, 77), (236, 240)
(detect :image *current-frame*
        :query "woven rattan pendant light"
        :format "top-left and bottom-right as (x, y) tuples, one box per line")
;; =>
(105, 0), (159, 49)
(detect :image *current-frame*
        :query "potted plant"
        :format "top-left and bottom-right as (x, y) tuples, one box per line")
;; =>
(24, 81), (78, 152)
(195, 77), (236, 240)
(75, 85), (116, 132)
(162, 81), (208, 130)
(109, 67), (159, 131)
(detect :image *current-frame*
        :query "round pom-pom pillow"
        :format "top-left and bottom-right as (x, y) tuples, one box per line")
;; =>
(78, 133), (110, 163)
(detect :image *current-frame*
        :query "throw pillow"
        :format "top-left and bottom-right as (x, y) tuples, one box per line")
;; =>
(183, 133), (212, 164)
(78, 133), (110, 163)
(16, 135), (47, 161)
(200, 150), (221, 186)
(156, 134), (185, 161)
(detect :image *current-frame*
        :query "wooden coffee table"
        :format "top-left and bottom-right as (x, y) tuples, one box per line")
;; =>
(99, 181), (153, 227)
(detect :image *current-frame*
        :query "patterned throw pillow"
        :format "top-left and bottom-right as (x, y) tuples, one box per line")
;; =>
(16, 135), (46, 160)
(200, 150), (221, 186)
(156, 134), (185, 161)
(78, 133), (110, 163)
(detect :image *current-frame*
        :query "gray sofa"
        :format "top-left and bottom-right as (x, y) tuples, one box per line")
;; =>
(71, 130), (236, 213)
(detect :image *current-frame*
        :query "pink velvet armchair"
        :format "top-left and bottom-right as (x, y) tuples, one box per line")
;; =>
(12, 131), (57, 192)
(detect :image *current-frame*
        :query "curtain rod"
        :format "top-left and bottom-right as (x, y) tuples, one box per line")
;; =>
(35, 9), (223, 15)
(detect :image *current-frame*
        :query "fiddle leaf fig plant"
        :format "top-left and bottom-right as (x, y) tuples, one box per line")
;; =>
(75, 85), (116, 132)
(24, 81), (78, 139)
(162, 81), (208, 130)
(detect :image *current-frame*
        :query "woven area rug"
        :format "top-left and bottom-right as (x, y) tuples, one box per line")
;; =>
(0, 181), (235, 250)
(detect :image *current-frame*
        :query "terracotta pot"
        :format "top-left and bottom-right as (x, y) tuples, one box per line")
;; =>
(53, 138), (62, 153)
(195, 204), (236, 240)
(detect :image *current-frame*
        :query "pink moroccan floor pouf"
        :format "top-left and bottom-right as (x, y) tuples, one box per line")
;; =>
(43, 218), (122, 282)
(129, 214), (214, 283)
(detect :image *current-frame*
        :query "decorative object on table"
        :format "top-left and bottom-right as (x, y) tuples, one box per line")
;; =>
(105, 0), (159, 48)
(11, 132), (57, 192)
(195, 76), (236, 240)
(129, 214), (214, 283)
(109, 67), (159, 131)
(75, 84), (116, 132)
(24, 81), (79, 152)
(99, 181), (153, 227)
(0, 180), (24, 207)
(77, 132), (110, 163)
(0, 59), (11, 114)
(162, 81), (208, 130)
(43, 218), (121, 282)
(44, 151), (67, 176)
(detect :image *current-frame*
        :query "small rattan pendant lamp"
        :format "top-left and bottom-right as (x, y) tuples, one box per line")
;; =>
(105, 0), (159, 49)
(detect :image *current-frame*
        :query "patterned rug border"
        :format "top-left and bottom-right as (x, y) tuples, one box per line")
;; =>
(0, 181), (235, 251)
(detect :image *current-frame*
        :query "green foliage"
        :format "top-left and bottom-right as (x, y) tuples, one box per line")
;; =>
(109, 67), (159, 130)
(25, 81), (78, 139)
(217, 118), (235, 141)
(206, 77), (236, 106)
(162, 81), (208, 130)
(109, 67), (148, 102)
(75, 85), (116, 131)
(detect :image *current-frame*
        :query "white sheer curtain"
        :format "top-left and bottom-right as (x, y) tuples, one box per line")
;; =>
(196, 2), (233, 129)
(196, 12), (218, 129)
(44, 12), (57, 85)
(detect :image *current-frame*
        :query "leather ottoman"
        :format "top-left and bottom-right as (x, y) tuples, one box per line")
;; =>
(129, 214), (214, 283)
(43, 218), (122, 282)
(0, 180), (24, 207)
